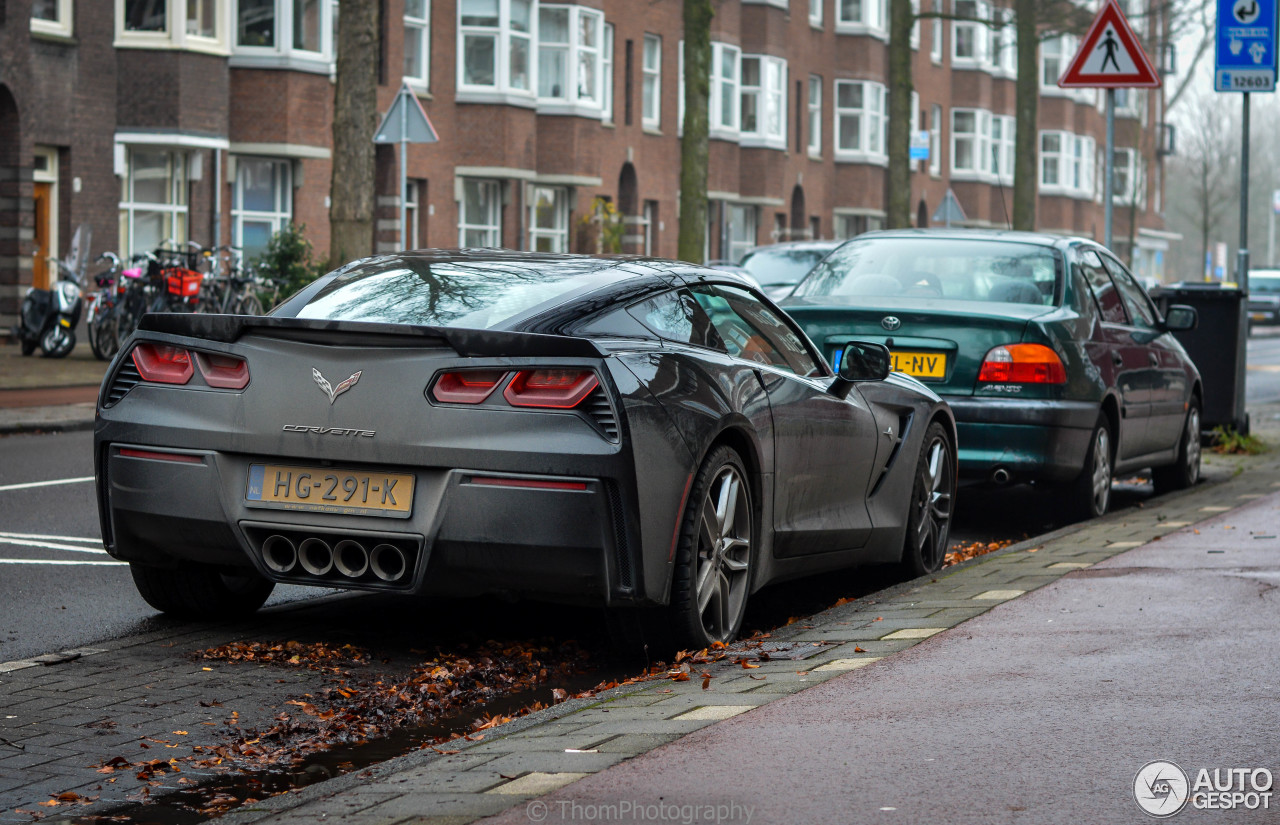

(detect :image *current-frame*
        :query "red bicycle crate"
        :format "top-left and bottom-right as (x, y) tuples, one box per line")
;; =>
(164, 268), (203, 298)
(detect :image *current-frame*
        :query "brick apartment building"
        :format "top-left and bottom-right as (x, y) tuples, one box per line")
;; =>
(0, 0), (1176, 329)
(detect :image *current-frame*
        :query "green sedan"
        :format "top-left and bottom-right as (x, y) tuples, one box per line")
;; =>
(780, 229), (1202, 521)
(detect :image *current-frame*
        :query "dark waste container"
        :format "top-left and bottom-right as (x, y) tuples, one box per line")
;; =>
(1151, 285), (1248, 435)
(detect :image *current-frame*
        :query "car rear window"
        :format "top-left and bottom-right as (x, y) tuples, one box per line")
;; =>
(740, 247), (835, 287)
(1252, 275), (1280, 294)
(292, 258), (610, 329)
(793, 237), (1060, 306)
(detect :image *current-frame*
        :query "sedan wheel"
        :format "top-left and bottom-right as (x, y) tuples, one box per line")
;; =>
(670, 446), (754, 647)
(1152, 402), (1201, 494)
(1069, 416), (1113, 521)
(901, 422), (955, 578)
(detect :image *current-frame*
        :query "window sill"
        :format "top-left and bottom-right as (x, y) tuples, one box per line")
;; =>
(456, 89), (537, 109)
(230, 53), (335, 74)
(808, 150), (822, 160)
(536, 101), (605, 119)
(30, 28), (76, 45)
(740, 135), (787, 151)
(710, 128), (742, 143)
(810, 19), (824, 30)
(642, 126), (663, 136)
(834, 152), (888, 167)
(115, 35), (231, 56)
(405, 80), (432, 99)
(835, 23), (888, 42)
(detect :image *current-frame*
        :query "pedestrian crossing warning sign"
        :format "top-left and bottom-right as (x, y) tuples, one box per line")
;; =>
(1058, 0), (1162, 88)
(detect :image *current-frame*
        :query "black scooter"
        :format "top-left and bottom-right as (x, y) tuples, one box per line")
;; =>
(13, 261), (83, 358)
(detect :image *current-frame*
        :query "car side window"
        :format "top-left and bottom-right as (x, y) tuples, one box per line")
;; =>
(626, 289), (725, 350)
(689, 285), (822, 377)
(714, 285), (826, 377)
(1077, 249), (1129, 325)
(1101, 254), (1159, 330)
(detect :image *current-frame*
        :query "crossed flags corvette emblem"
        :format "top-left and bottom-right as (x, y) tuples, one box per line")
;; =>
(313, 368), (362, 405)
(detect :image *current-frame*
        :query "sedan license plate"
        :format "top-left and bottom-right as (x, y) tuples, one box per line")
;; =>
(891, 351), (947, 379)
(246, 464), (414, 518)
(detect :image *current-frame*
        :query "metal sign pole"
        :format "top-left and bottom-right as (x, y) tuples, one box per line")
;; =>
(1238, 92), (1251, 290)
(400, 87), (409, 251)
(1104, 88), (1115, 249)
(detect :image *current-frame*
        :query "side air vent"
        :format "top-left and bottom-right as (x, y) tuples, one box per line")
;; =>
(583, 386), (620, 441)
(604, 480), (633, 592)
(104, 360), (142, 407)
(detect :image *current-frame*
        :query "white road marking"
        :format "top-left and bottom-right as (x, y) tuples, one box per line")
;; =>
(0, 531), (101, 543)
(0, 538), (107, 555)
(0, 559), (124, 566)
(0, 476), (94, 493)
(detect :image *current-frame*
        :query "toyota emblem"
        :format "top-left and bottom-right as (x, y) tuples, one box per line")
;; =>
(881, 316), (902, 331)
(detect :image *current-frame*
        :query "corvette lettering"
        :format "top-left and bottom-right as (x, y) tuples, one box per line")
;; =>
(282, 425), (376, 437)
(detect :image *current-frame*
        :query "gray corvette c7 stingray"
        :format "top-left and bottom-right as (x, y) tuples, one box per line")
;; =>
(95, 250), (956, 646)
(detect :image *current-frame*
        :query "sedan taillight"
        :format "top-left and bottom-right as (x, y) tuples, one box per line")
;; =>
(132, 343), (194, 385)
(978, 343), (1066, 384)
(503, 369), (599, 408)
(431, 370), (507, 404)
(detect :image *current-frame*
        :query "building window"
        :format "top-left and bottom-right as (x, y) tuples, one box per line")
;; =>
(809, 0), (822, 26)
(232, 157), (292, 262)
(459, 0), (533, 100)
(31, 0), (74, 37)
(726, 204), (757, 263)
(642, 34), (661, 129)
(834, 213), (882, 239)
(406, 180), (422, 249)
(741, 55), (786, 148)
(1114, 148), (1140, 205)
(1041, 35), (1080, 91)
(233, 0), (336, 67)
(929, 103), (941, 175)
(123, 0), (166, 32)
(837, 0), (885, 32)
(834, 79), (886, 161)
(991, 8), (1015, 74)
(1040, 131), (1094, 198)
(930, 0), (942, 63)
(710, 42), (741, 136)
(119, 149), (188, 257)
(537, 5), (603, 112)
(459, 179), (501, 247)
(405, 0), (431, 87)
(808, 74), (822, 156)
(951, 108), (989, 176)
(529, 185), (569, 252)
(602, 23), (615, 123)
(118, 0), (230, 51)
(952, 0), (988, 66)
(988, 114), (1014, 180)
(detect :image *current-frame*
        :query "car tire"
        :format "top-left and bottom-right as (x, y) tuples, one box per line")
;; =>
(668, 445), (754, 648)
(1067, 414), (1113, 522)
(130, 563), (274, 618)
(900, 422), (956, 579)
(1152, 400), (1202, 494)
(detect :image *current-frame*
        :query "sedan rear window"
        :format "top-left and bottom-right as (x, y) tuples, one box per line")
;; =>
(793, 237), (1060, 306)
(740, 246), (836, 289)
(292, 258), (611, 329)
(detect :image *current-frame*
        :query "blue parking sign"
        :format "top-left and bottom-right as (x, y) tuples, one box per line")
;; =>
(1216, 0), (1278, 92)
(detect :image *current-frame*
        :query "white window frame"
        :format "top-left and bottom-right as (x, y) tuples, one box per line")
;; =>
(951, 0), (988, 69)
(457, 0), (536, 106)
(119, 148), (189, 257)
(231, 0), (337, 73)
(31, 0), (74, 37)
(231, 156), (293, 260)
(458, 178), (502, 248)
(740, 54), (787, 149)
(404, 0), (431, 90)
(929, 102), (941, 176)
(710, 41), (741, 139)
(406, 180), (422, 249)
(537, 4), (605, 116)
(1040, 131), (1094, 199)
(991, 7), (1015, 76)
(1040, 35), (1069, 93)
(602, 23), (615, 123)
(807, 73), (822, 157)
(836, 0), (887, 39)
(726, 203), (758, 264)
(642, 33), (662, 130)
(990, 114), (1014, 182)
(834, 79), (887, 165)
(809, 0), (823, 28)
(910, 0), (920, 50)
(950, 107), (989, 178)
(117, 0), (230, 54)
(528, 185), (570, 252)
(929, 0), (942, 63)
(1113, 147), (1142, 206)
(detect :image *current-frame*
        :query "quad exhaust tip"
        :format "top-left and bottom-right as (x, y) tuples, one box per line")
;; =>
(333, 539), (370, 578)
(262, 535), (297, 574)
(370, 543), (407, 582)
(298, 537), (334, 576)
(991, 467), (1012, 485)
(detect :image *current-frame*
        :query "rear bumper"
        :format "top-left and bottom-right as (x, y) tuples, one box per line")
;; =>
(99, 444), (639, 606)
(948, 398), (1097, 483)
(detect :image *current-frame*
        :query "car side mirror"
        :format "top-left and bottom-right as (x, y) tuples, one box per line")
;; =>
(830, 341), (892, 399)
(1164, 304), (1197, 332)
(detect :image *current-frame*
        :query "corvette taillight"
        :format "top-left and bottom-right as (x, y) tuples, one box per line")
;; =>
(431, 370), (507, 404)
(978, 343), (1066, 384)
(195, 352), (250, 389)
(132, 343), (194, 385)
(503, 369), (599, 409)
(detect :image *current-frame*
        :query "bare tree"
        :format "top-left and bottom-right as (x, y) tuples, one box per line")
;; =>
(1167, 91), (1237, 280)
(329, 0), (379, 265)
(678, 0), (715, 263)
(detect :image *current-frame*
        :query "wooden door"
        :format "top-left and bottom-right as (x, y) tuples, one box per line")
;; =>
(32, 182), (52, 289)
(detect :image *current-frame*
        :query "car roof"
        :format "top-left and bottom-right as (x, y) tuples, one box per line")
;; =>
(851, 227), (1080, 250)
(745, 240), (843, 254)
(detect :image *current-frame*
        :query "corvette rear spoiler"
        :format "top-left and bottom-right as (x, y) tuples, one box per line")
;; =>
(136, 313), (606, 359)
